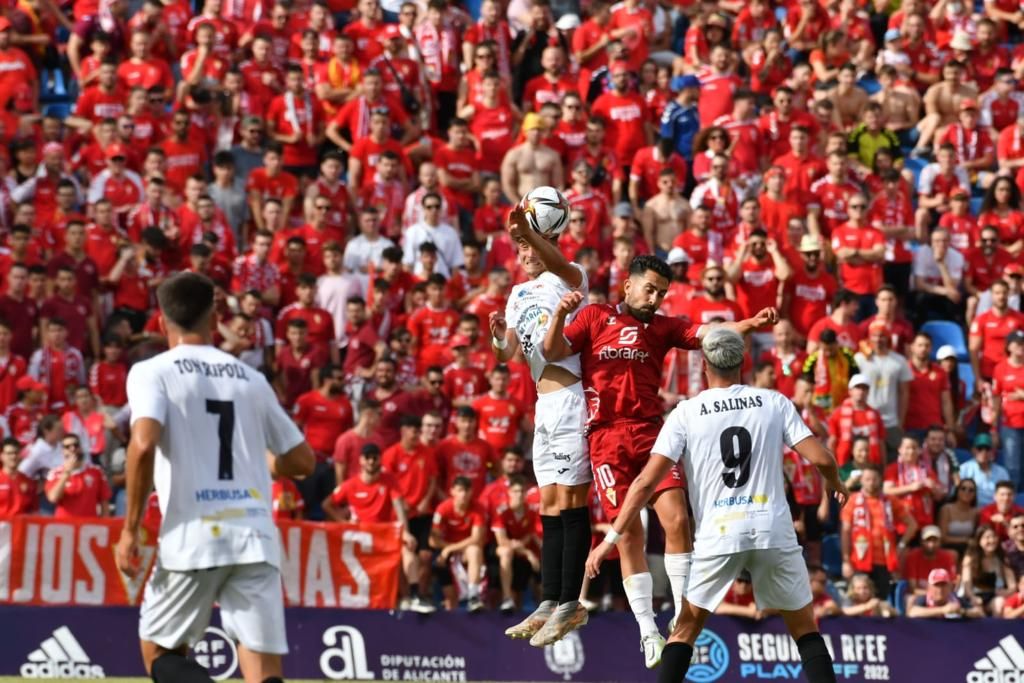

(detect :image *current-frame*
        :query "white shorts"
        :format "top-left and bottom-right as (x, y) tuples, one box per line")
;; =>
(686, 547), (812, 613)
(532, 382), (591, 488)
(139, 561), (288, 655)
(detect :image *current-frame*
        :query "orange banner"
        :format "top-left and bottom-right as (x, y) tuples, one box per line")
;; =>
(0, 516), (402, 608)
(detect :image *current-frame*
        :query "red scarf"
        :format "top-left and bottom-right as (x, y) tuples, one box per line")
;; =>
(849, 491), (898, 572)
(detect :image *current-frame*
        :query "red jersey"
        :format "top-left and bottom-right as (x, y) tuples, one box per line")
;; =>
(590, 91), (649, 165)
(491, 504), (538, 542)
(608, 3), (653, 70)
(434, 143), (479, 212)
(442, 364), (487, 404)
(628, 147), (687, 202)
(938, 211), (977, 253)
(732, 254), (780, 321)
(884, 460), (938, 531)
(381, 442), (438, 511)
(774, 152), (827, 204)
(0, 294), (38, 359)
(332, 429), (384, 480)
(976, 210), (1024, 247)
(44, 463), (111, 518)
(431, 498), (486, 544)
(759, 347), (807, 399)
(523, 73), (576, 112)
(830, 223), (885, 295)
(686, 296), (743, 325)
(275, 344), (328, 409)
(74, 85), (126, 122)
(329, 473), (400, 523)
(407, 305), (459, 371)
(564, 303), (701, 427)
(266, 93), (323, 168)
(0, 468), (35, 516)
(905, 362), (949, 431)
(966, 248), (1013, 293)
(784, 268), (838, 338)
(231, 254), (279, 295)
(473, 393), (523, 451)
(695, 69), (742, 126)
(435, 435), (496, 498)
(159, 137), (207, 192)
(0, 354), (27, 414)
(828, 398), (886, 466)
(969, 308), (1024, 378)
(808, 176), (859, 237)
(939, 124), (994, 164)
(294, 390), (354, 455)
(271, 477), (304, 520)
(993, 359), (1024, 429)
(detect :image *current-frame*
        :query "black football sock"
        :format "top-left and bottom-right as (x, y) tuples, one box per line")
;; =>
(150, 653), (215, 683)
(540, 514), (564, 603)
(410, 582), (420, 598)
(262, 678), (285, 683)
(797, 632), (837, 683)
(657, 642), (694, 683)
(559, 506), (591, 604)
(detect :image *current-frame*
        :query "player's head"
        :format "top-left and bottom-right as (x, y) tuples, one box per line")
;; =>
(701, 327), (745, 381)
(623, 255), (671, 322)
(399, 415), (421, 448)
(357, 398), (382, 427)
(1, 437), (20, 469)
(454, 406), (478, 438)
(851, 436), (870, 465)
(501, 445), (525, 476)
(507, 474), (527, 508)
(859, 465), (882, 495)
(360, 443), (382, 477)
(489, 364), (510, 393)
(156, 272), (216, 342)
(515, 233), (558, 279)
(451, 475), (473, 506)
(373, 357), (397, 389)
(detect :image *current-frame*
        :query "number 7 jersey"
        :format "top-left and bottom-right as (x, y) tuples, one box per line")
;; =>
(652, 385), (813, 557)
(126, 344), (305, 571)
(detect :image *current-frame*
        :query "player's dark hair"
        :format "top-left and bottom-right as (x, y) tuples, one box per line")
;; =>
(382, 246), (403, 263)
(358, 397), (381, 412)
(400, 415), (422, 429)
(287, 318), (308, 330)
(156, 272), (215, 332)
(452, 475), (472, 490)
(2, 437), (21, 450)
(426, 273), (447, 288)
(833, 289), (856, 307)
(37, 414), (61, 437)
(507, 474), (528, 488)
(297, 273), (317, 288)
(996, 480), (1016, 492)
(629, 254), (671, 281)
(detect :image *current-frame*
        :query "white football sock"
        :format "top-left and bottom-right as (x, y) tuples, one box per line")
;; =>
(467, 583), (480, 599)
(663, 552), (692, 619)
(623, 572), (659, 636)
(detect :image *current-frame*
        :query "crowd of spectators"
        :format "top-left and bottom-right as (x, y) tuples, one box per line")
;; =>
(0, 0), (1023, 619)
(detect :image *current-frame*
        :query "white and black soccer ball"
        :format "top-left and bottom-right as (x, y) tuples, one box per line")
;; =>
(519, 186), (571, 237)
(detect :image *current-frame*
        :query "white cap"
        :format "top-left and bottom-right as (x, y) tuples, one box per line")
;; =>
(667, 247), (689, 265)
(848, 373), (870, 389)
(555, 13), (580, 30)
(936, 345), (958, 361)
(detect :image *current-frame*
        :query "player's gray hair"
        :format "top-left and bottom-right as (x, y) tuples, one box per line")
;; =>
(702, 327), (746, 371)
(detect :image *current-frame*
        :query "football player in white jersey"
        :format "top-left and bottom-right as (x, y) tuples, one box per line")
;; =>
(115, 273), (315, 683)
(585, 328), (849, 683)
(489, 207), (593, 646)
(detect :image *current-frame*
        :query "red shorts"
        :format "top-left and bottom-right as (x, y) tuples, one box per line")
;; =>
(588, 420), (685, 520)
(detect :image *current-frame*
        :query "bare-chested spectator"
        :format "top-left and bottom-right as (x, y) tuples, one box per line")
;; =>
(913, 60), (978, 157)
(499, 112), (563, 202)
(641, 168), (689, 257)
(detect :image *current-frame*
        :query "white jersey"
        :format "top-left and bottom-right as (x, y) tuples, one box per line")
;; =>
(653, 385), (813, 557)
(126, 344), (304, 572)
(505, 264), (589, 382)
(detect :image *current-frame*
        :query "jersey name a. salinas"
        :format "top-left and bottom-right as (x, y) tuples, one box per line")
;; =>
(126, 344), (305, 572)
(653, 385), (813, 557)
(506, 263), (589, 381)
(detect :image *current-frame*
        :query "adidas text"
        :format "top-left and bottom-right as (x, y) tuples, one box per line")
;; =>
(968, 636), (1024, 683)
(21, 626), (105, 679)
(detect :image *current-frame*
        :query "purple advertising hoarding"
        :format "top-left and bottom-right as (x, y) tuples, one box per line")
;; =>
(3, 606), (1023, 682)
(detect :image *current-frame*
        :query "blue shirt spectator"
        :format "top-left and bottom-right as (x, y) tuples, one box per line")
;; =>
(959, 433), (1010, 506)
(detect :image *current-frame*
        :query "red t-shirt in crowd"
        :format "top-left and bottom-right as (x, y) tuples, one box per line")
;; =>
(44, 463), (111, 518)
(993, 359), (1024, 429)
(431, 498), (486, 544)
(381, 441), (438, 512)
(293, 389), (354, 455)
(435, 435), (496, 498)
(969, 308), (1024, 378)
(329, 473), (401, 523)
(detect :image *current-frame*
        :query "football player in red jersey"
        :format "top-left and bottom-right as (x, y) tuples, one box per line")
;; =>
(430, 475), (488, 612)
(542, 255), (776, 667)
(493, 475), (541, 612)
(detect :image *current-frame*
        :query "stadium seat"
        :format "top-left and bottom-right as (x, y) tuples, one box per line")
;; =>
(958, 362), (975, 398)
(904, 157), (927, 187)
(822, 533), (842, 577)
(970, 196), (984, 216)
(857, 77), (881, 95)
(43, 103), (71, 119)
(955, 448), (973, 464)
(892, 580), (908, 616)
(922, 321), (968, 360)
(1017, 493), (1024, 507)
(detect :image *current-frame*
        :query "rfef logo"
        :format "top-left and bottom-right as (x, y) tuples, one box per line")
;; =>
(192, 627), (238, 680)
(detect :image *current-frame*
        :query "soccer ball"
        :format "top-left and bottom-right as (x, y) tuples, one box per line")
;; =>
(519, 186), (571, 237)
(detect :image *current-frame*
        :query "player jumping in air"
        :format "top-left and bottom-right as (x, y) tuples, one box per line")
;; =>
(586, 327), (849, 683)
(115, 272), (316, 683)
(543, 255), (775, 668)
(489, 206), (594, 646)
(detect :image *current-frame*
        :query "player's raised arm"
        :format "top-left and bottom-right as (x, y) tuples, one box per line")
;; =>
(717, 306), (780, 337)
(507, 206), (584, 289)
(585, 451), (676, 579)
(541, 291), (584, 361)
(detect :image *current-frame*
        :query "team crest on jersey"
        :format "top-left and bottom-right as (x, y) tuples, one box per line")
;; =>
(606, 316), (616, 325)
(605, 488), (617, 507)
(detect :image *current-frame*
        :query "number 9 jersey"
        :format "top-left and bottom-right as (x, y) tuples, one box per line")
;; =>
(652, 384), (813, 558)
(126, 344), (305, 572)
